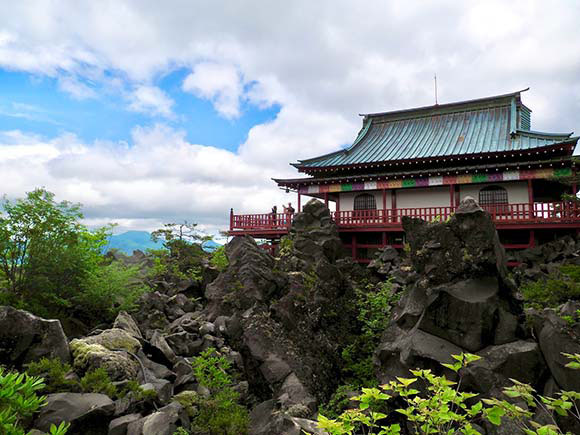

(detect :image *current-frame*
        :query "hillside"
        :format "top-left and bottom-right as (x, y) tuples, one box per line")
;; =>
(105, 230), (163, 254)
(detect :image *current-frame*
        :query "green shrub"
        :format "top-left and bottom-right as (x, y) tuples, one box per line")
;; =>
(148, 221), (208, 284)
(314, 353), (580, 435)
(26, 358), (148, 400)
(78, 261), (150, 321)
(279, 237), (293, 257)
(25, 358), (77, 394)
(0, 188), (149, 327)
(210, 246), (228, 272)
(521, 264), (580, 308)
(190, 348), (249, 435)
(79, 368), (117, 398)
(341, 280), (400, 386)
(0, 367), (70, 435)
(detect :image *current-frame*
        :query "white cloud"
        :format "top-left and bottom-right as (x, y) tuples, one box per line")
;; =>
(1, 1), (580, 233)
(58, 75), (97, 100)
(0, 125), (300, 237)
(183, 62), (243, 119)
(127, 85), (175, 118)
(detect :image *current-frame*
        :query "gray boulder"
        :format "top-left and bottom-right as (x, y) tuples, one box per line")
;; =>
(34, 393), (114, 433)
(416, 277), (519, 351)
(462, 340), (546, 396)
(126, 402), (188, 435)
(205, 235), (283, 318)
(0, 306), (70, 367)
(537, 312), (580, 391)
(113, 312), (143, 340)
(375, 324), (463, 383)
(109, 413), (142, 435)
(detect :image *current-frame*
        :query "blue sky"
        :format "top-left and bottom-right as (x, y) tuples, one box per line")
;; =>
(0, 1), (579, 237)
(0, 68), (279, 150)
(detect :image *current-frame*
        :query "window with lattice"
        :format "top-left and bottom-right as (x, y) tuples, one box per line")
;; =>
(354, 193), (376, 210)
(479, 185), (509, 214)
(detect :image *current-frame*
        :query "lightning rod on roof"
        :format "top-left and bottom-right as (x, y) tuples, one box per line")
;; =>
(434, 73), (438, 105)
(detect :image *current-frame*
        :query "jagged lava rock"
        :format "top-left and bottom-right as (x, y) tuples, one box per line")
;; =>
(376, 197), (523, 379)
(34, 393), (114, 433)
(205, 235), (283, 319)
(0, 305), (70, 367)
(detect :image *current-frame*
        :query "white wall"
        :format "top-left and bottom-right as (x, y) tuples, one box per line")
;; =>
(460, 181), (528, 204)
(335, 181), (529, 211)
(397, 186), (450, 209)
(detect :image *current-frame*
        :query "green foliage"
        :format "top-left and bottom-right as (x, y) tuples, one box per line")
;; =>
(25, 358), (77, 394)
(172, 428), (190, 435)
(315, 353), (580, 435)
(278, 237), (293, 257)
(318, 385), (357, 419)
(209, 245), (228, 272)
(521, 264), (580, 308)
(190, 348), (249, 435)
(79, 368), (117, 397)
(0, 189), (145, 326)
(341, 280), (400, 386)
(0, 367), (70, 435)
(78, 261), (150, 320)
(26, 358), (147, 400)
(148, 221), (208, 284)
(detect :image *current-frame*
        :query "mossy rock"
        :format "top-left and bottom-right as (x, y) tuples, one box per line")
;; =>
(172, 390), (199, 417)
(70, 338), (139, 381)
(78, 328), (141, 353)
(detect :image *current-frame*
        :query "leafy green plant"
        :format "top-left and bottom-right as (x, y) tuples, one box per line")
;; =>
(314, 353), (580, 435)
(0, 367), (70, 435)
(0, 188), (143, 326)
(278, 237), (293, 257)
(148, 221), (209, 285)
(78, 261), (150, 320)
(210, 245), (228, 272)
(25, 358), (77, 394)
(341, 280), (400, 386)
(190, 348), (249, 435)
(26, 358), (149, 400)
(521, 264), (580, 308)
(79, 368), (117, 398)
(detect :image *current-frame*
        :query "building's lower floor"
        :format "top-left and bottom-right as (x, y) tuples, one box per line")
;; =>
(228, 201), (580, 263)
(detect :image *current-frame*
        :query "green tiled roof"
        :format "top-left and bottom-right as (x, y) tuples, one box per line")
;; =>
(296, 90), (575, 169)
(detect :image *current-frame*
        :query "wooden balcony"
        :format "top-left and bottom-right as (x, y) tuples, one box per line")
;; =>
(229, 201), (580, 237)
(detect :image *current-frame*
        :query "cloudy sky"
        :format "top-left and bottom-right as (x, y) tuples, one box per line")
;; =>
(1, 1), (579, 238)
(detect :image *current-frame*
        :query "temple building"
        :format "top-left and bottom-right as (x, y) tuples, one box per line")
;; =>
(229, 89), (579, 262)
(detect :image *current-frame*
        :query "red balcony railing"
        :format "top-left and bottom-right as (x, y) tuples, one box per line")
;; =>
(229, 201), (580, 232)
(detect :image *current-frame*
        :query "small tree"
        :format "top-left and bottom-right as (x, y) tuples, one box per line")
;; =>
(149, 222), (209, 283)
(0, 188), (144, 324)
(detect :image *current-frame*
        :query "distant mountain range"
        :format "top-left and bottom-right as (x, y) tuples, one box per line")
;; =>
(105, 231), (222, 255)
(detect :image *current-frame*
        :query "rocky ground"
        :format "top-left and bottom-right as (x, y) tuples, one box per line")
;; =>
(0, 198), (578, 434)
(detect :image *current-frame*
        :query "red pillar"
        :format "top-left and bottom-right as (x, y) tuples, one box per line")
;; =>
(527, 179), (534, 218)
(449, 184), (454, 207)
(229, 208), (234, 230)
(455, 185), (460, 208)
(351, 234), (357, 260)
(297, 192), (301, 212)
(324, 192), (329, 208)
(392, 189), (397, 223)
(382, 189), (387, 223)
(336, 194), (340, 224)
(529, 230), (536, 248)
(527, 179), (534, 204)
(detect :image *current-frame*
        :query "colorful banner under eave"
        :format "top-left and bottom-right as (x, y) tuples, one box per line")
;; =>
(299, 167), (572, 194)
